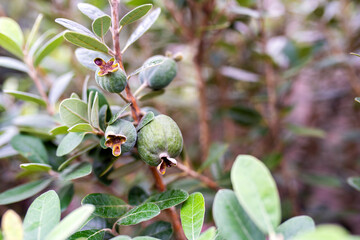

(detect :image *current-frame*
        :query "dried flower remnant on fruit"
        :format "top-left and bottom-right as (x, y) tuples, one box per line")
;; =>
(94, 58), (119, 76)
(105, 134), (127, 156)
(158, 153), (177, 175)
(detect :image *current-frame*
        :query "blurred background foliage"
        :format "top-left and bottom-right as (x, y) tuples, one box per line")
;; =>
(2, 0), (360, 235)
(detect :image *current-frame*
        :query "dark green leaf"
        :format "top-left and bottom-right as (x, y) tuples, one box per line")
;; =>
(49, 72), (74, 105)
(55, 18), (96, 38)
(60, 162), (92, 181)
(117, 203), (160, 226)
(0, 57), (28, 72)
(59, 98), (88, 127)
(92, 15), (111, 38)
(228, 105), (262, 127)
(78, 3), (107, 20)
(119, 4), (152, 26)
(136, 111), (154, 131)
(108, 103), (131, 125)
(58, 142), (98, 171)
(64, 31), (108, 53)
(4, 90), (46, 106)
(11, 134), (48, 163)
(348, 177), (360, 191)
(276, 216), (315, 240)
(0, 179), (52, 205)
(58, 183), (74, 212)
(82, 193), (130, 218)
(146, 189), (188, 210)
(56, 132), (86, 156)
(68, 230), (99, 240)
(128, 186), (149, 206)
(34, 32), (64, 66)
(140, 221), (173, 240)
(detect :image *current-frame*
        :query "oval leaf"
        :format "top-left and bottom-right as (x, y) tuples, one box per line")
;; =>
(293, 225), (351, 240)
(45, 205), (95, 240)
(11, 134), (48, 163)
(64, 31), (108, 53)
(82, 193), (130, 218)
(231, 155), (281, 233)
(60, 162), (92, 181)
(122, 8), (161, 53)
(117, 203), (160, 226)
(2, 210), (23, 240)
(55, 18), (96, 38)
(75, 48), (111, 71)
(180, 192), (205, 240)
(0, 33), (23, 58)
(140, 221), (173, 240)
(276, 216), (315, 240)
(128, 186), (149, 206)
(68, 123), (93, 133)
(59, 98), (88, 127)
(0, 56), (28, 72)
(20, 163), (52, 172)
(23, 190), (61, 240)
(78, 3), (107, 20)
(120, 4), (153, 26)
(56, 132), (86, 157)
(0, 179), (52, 205)
(4, 90), (46, 106)
(0, 17), (23, 47)
(92, 15), (111, 38)
(213, 189), (264, 240)
(108, 103), (131, 125)
(136, 111), (154, 131)
(34, 32), (64, 66)
(49, 125), (69, 136)
(58, 183), (74, 212)
(145, 189), (188, 210)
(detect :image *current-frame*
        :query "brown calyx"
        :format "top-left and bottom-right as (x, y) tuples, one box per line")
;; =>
(157, 153), (177, 175)
(94, 58), (119, 76)
(105, 135), (127, 157)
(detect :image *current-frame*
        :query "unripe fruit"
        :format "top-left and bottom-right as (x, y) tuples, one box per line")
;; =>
(94, 58), (127, 93)
(137, 114), (183, 174)
(105, 119), (136, 157)
(139, 55), (177, 90)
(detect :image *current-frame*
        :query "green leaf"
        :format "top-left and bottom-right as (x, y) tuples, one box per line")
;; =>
(287, 124), (326, 138)
(34, 32), (64, 66)
(0, 17), (23, 49)
(69, 229), (106, 240)
(108, 103), (131, 124)
(140, 221), (173, 240)
(0, 57), (28, 72)
(92, 15), (111, 38)
(136, 111), (154, 131)
(23, 190), (61, 240)
(348, 177), (360, 191)
(293, 225), (352, 240)
(0, 33), (23, 58)
(78, 3), (107, 20)
(55, 18), (97, 38)
(120, 4), (152, 26)
(82, 193), (129, 218)
(213, 189), (264, 240)
(26, 14), (43, 48)
(11, 134), (48, 163)
(4, 90), (46, 106)
(20, 163), (52, 172)
(49, 126), (69, 135)
(0, 179), (52, 205)
(128, 58), (163, 78)
(1, 210), (23, 240)
(64, 31), (108, 53)
(146, 189), (188, 210)
(45, 205), (95, 240)
(276, 216), (315, 240)
(180, 192), (205, 240)
(68, 123), (94, 133)
(117, 203), (160, 226)
(122, 8), (161, 53)
(110, 237), (131, 240)
(60, 162), (92, 181)
(228, 106), (262, 127)
(56, 132), (86, 156)
(58, 183), (74, 212)
(198, 227), (216, 240)
(29, 30), (56, 58)
(138, 89), (165, 101)
(199, 143), (228, 172)
(49, 72), (74, 105)
(58, 142), (98, 171)
(128, 186), (149, 206)
(231, 155), (281, 233)
(90, 92), (100, 129)
(59, 98), (88, 127)
(75, 48), (111, 71)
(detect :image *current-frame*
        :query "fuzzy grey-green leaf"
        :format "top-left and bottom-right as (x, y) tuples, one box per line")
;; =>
(145, 189), (188, 210)
(119, 4), (152, 26)
(117, 203), (160, 226)
(82, 193), (129, 218)
(92, 15), (111, 38)
(64, 31), (108, 53)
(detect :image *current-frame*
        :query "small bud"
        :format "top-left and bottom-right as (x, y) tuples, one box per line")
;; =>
(173, 53), (183, 62)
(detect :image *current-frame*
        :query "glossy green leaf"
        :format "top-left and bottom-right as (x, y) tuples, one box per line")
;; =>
(213, 189), (264, 240)
(293, 225), (352, 240)
(64, 31), (108, 53)
(231, 155), (281, 233)
(122, 8), (161, 53)
(58, 183), (74, 212)
(199, 143), (228, 172)
(78, 3), (107, 20)
(60, 162), (92, 181)
(55, 18), (96, 38)
(69, 229), (106, 240)
(140, 221), (173, 240)
(117, 203), (160, 226)
(108, 103), (131, 124)
(23, 190), (60, 240)
(0, 179), (52, 205)
(136, 111), (154, 131)
(276, 216), (315, 240)
(146, 189), (188, 210)
(56, 132), (86, 156)
(11, 134), (48, 163)
(34, 32), (64, 66)
(59, 98), (88, 127)
(82, 193), (129, 218)
(49, 126), (69, 135)
(68, 123), (94, 133)
(26, 14), (43, 48)
(1, 210), (23, 240)
(180, 192), (205, 240)
(92, 15), (111, 38)
(75, 48), (111, 71)
(138, 89), (165, 101)
(90, 92), (100, 129)
(20, 163), (52, 172)
(4, 90), (46, 106)
(45, 205), (95, 240)
(0, 57), (28, 72)
(348, 177), (360, 191)
(120, 4), (152, 26)
(0, 33), (23, 58)
(128, 186), (149, 206)
(49, 72), (74, 105)
(198, 227), (216, 240)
